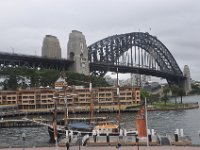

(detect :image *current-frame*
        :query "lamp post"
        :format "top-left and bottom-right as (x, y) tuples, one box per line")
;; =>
(78, 132), (81, 150)
(22, 133), (26, 150)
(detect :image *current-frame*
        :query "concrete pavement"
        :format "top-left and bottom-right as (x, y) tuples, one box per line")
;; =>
(1, 146), (200, 150)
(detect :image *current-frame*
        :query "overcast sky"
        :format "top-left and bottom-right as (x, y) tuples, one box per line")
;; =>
(0, 0), (200, 81)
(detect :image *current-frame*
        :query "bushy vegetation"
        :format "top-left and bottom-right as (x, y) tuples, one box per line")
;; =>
(141, 84), (186, 105)
(190, 84), (200, 94)
(0, 67), (109, 90)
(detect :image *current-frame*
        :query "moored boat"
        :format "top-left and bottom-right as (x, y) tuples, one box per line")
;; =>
(48, 116), (113, 142)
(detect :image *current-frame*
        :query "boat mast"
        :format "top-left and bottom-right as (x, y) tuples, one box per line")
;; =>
(89, 82), (94, 121)
(145, 97), (150, 150)
(116, 67), (121, 131)
(53, 95), (58, 142)
(64, 78), (68, 129)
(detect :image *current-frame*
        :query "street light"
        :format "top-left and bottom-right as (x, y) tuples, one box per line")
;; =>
(22, 133), (26, 150)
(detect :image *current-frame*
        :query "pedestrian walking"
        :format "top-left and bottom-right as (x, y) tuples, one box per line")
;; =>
(116, 142), (122, 150)
(66, 141), (70, 150)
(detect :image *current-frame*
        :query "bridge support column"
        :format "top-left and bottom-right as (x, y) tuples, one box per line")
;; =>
(67, 30), (89, 75)
(183, 65), (192, 95)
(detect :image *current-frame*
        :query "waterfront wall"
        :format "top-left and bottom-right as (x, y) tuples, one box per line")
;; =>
(148, 102), (199, 111)
(0, 102), (198, 118)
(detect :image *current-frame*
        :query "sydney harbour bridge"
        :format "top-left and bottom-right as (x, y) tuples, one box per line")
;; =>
(0, 32), (185, 86)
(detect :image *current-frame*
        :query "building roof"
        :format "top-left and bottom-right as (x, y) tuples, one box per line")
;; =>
(55, 76), (65, 83)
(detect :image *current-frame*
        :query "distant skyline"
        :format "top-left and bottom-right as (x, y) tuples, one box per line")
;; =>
(0, 0), (200, 81)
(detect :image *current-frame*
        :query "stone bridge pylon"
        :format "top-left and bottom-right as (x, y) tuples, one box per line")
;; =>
(67, 30), (89, 75)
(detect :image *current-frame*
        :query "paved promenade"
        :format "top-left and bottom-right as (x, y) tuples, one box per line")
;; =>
(1, 146), (200, 150)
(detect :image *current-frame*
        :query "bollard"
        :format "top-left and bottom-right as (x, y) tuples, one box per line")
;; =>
(180, 129), (184, 137)
(174, 133), (178, 142)
(148, 134), (152, 142)
(106, 133), (110, 143)
(151, 129), (155, 136)
(92, 130), (97, 143)
(124, 129), (127, 136)
(174, 129), (179, 142)
(120, 129), (123, 136)
(176, 129), (179, 135)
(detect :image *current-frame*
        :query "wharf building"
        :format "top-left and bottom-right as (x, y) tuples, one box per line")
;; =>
(0, 86), (140, 113)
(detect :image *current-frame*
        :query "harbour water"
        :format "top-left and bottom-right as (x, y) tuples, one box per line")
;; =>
(0, 95), (199, 147)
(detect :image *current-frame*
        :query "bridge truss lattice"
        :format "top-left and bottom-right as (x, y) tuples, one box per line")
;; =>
(88, 32), (185, 85)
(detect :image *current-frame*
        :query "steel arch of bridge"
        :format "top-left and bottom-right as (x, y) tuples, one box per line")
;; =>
(88, 32), (185, 84)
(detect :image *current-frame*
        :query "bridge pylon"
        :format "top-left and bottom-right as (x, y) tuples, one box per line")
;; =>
(67, 30), (89, 75)
(183, 65), (192, 95)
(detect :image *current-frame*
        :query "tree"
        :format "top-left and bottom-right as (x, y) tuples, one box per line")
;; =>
(177, 88), (185, 103)
(39, 69), (60, 87)
(149, 94), (160, 104)
(161, 95), (169, 105)
(170, 85), (185, 104)
(0, 67), (110, 89)
(6, 73), (18, 90)
(163, 85), (170, 96)
(162, 85), (170, 105)
(170, 85), (179, 104)
(140, 89), (149, 103)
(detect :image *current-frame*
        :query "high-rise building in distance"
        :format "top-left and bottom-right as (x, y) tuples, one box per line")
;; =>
(41, 35), (61, 59)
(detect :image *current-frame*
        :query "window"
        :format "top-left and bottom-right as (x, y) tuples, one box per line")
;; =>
(41, 95), (46, 99)
(48, 95), (53, 98)
(29, 96), (34, 99)
(23, 96), (28, 99)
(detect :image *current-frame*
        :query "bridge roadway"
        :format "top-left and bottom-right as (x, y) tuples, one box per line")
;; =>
(0, 51), (185, 85)
(0, 52), (73, 70)
(90, 62), (185, 84)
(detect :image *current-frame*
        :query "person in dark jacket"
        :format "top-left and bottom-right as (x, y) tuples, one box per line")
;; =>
(66, 141), (70, 150)
(116, 142), (121, 150)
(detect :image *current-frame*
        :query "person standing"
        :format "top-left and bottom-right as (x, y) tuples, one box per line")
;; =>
(66, 141), (70, 150)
